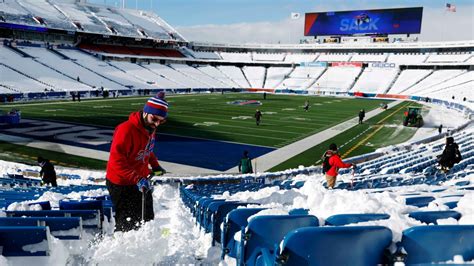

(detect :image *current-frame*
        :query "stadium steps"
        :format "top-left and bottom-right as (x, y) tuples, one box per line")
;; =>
(426, 79), (474, 96)
(261, 67), (268, 88)
(384, 67), (403, 94)
(29, 54), (95, 89)
(138, 64), (185, 87)
(5, 43), (32, 58)
(346, 66), (364, 93)
(240, 67), (252, 88)
(397, 70), (434, 95)
(0, 84), (20, 93)
(305, 66), (328, 89)
(195, 66), (230, 88)
(214, 66), (242, 88)
(107, 62), (150, 84)
(47, 47), (70, 60)
(0, 62), (56, 89)
(413, 70), (470, 96)
(67, 49), (129, 88)
(271, 66), (295, 89)
(167, 64), (213, 88)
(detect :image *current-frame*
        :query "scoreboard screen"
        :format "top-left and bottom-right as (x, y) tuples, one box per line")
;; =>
(304, 7), (423, 36)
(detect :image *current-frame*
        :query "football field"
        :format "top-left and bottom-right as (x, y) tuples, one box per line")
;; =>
(0, 93), (417, 171)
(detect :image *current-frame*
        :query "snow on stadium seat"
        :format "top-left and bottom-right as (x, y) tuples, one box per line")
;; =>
(405, 196), (435, 207)
(59, 200), (104, 227)
(0, 226), (51, 256)
(208, 201), (251, 245)
(221, 208), (266, 260)
(408, 210), (461, 225)
(237, 215), (319, 266)
(445, 201), (459, 209)
(6, 210), (100, 230)
(401, 225), (474, 264)
(28, 201), (51, 210)
(325, 213), (390, 226)
(0, 217), (82, 240)
(268, 226), (392, 266)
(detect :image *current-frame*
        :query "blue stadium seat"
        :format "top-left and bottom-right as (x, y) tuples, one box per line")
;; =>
(0, 217), (82, 239)
(221, 208), (266, 260)
(401, 225), (474, 264)
(207, 201), (248, 245)
(266, 226), (392, 266)
(59, 200), (104, 228)
(405, 196), (435, 207)
(0, 226), (50, 256)
(238, 215), (319, 266)
(325, 213), (390, 226)
(445, 201), (458, 209)
(28, 201), (51, 210)
(408, 210), (461, 225)
(5, 210), (101, 229)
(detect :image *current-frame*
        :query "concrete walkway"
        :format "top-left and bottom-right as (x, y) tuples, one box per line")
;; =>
(225, 100), (403, 173)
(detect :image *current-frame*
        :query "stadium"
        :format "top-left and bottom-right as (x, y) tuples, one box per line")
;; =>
(0, 0), (473, 265)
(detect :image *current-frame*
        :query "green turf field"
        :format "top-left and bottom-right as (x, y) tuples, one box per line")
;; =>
(269, 101), (425, 171)
(0, 93), (387, 148)
(0, 94), (423, 171)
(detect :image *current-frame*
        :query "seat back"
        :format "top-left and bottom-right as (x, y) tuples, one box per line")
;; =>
(405, 196), (435, 207)
(210, 202), (247, 244)
(242, 215), (319, 266)
(402, 225), (474, 264)
(0, 226), (51, 256)
(279, 226), (392, 266)
(6, 210), (100, 229)
(408, 211), (461, 225)
(325, 213), (390, 226)
(0, 217), (82, 239)
(221, 208), (266, 259)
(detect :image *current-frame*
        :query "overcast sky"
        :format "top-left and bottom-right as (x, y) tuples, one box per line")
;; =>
(88, 0), (474, 44)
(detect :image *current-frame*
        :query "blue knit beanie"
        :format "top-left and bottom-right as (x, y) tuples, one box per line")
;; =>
(143, 92), (168, 118)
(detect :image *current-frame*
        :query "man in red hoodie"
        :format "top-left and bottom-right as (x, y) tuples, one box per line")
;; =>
(322, 143), (354, 189)
(106, 92), (168, 232)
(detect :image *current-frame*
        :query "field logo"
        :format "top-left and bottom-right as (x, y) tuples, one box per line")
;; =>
(228, 100), (262, 106)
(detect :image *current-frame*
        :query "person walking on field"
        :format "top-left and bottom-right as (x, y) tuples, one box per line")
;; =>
(358, 109), (365, 124)
(238, 150), (253, 174)
(321, 143), (354, 189)
(303, 100), (310, 112)
(106, 92), (168, 232)
(255, 109), (262, 126)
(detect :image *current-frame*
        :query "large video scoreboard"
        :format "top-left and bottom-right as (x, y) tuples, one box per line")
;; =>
(304, 7), (423, 37)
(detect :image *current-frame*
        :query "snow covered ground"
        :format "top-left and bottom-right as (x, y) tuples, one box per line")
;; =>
(0, 102), (472, 265)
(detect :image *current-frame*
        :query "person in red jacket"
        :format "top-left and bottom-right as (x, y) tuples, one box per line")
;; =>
(322, 143), (354, 189)
(106, 92), (168, 232)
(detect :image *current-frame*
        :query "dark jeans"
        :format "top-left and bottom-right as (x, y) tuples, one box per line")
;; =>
(106, 179), (154, 232)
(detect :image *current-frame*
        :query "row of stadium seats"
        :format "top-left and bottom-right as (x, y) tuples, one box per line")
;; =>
(0, 0), (181, 40)
(216, 51), (473, 63)
(0, 177), (111, 258)
(1, 42), (472, 103)
(179, 182), (474, 265)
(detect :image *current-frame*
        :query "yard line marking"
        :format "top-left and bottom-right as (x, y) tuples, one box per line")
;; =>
(341, 103), (409, 158)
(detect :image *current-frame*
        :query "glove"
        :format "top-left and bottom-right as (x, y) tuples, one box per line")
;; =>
(137, 178), (151, 192)
(152, 165), (166, 176)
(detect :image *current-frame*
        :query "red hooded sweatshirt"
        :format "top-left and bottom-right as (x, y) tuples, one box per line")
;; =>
(325, 150), (352, 177)
(106, 111), (160, 185)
